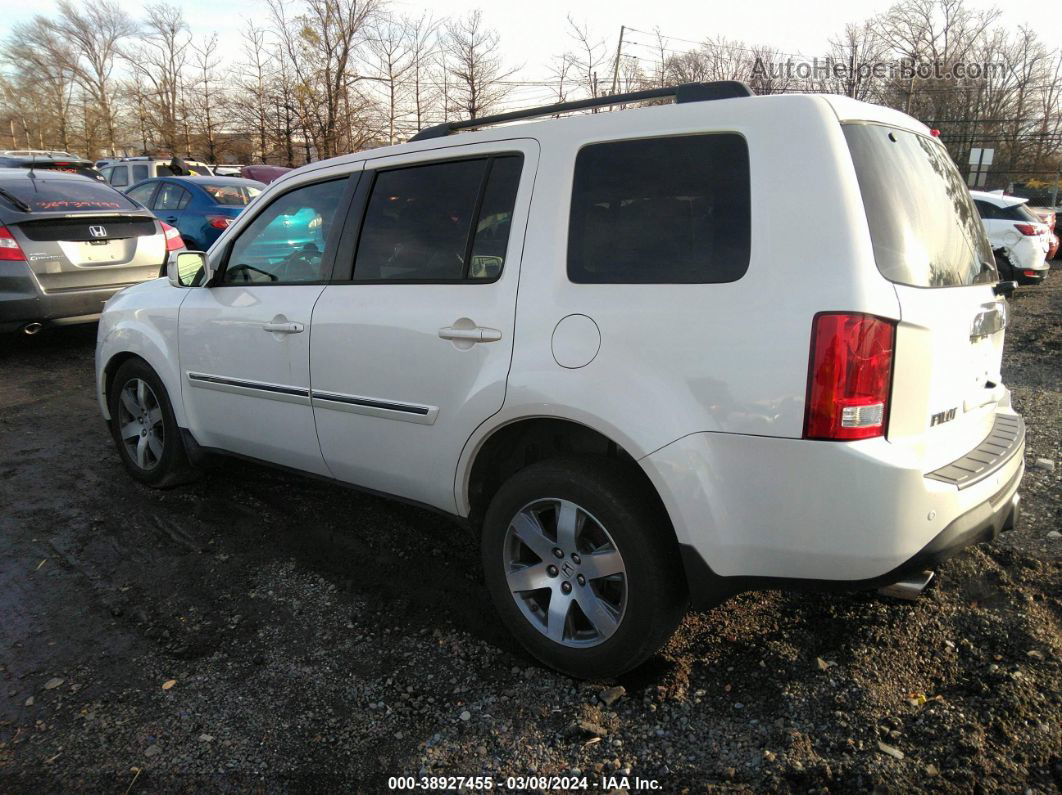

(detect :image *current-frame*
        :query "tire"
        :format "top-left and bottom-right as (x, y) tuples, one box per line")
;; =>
(994, 251), (1016, 281)
(107, 358), (198, 488)
(481, 457), (687, 679)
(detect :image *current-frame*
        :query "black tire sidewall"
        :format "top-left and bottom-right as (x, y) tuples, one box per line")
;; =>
(108, 359), (185, 487)
(481, 458), (685, 679)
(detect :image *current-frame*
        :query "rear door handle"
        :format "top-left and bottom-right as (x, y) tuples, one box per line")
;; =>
(263, 321), (304, 334)
(439, 325), (502, 343)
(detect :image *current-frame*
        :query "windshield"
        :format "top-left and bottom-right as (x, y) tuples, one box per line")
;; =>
(200, 183), (263, 206)
(0, 177), (137, 212)
(844, 123), (996, 287)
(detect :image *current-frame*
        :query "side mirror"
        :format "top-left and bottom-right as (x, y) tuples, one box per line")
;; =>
(168, 251), (208, 287)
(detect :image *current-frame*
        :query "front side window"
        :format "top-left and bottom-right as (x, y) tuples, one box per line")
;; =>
(568, 134), (751, 283)
(127, 182), (157, 206)
(222, 178), (348, 284)
(353, 154), (524, 282)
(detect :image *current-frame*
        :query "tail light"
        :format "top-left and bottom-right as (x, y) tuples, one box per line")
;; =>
(0, 226), (27, 261)
(1023, 270), (1038, 277)
(804, 313), (896, 441)
(160, 222), (184, 252)
(206, 215), (232, 230)
(1014, 223), (1039, 236)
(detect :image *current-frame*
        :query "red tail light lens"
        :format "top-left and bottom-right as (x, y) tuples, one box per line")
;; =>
(160, 222), (184, 251)
(206, 215), (232, 230)
(1014, 223), (1039, 236)
(0, 226), (26, 261)
(804, 313), (896, 441)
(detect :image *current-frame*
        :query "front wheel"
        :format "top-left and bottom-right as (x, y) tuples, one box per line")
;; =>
(481, 458), (687, 679)
(107, 358), (197, 488)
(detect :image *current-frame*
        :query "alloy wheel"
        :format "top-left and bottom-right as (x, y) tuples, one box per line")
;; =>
(116, 378), (165, 471)
(503, 498), (627, 647)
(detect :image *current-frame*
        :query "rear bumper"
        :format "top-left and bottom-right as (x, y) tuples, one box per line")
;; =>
(677, 460), (1022, 609)
(0, 275), (131, 332)
(642, 408), (1025, 609)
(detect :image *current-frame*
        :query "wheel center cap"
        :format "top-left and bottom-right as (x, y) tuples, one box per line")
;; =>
(560, 561), (576, 578)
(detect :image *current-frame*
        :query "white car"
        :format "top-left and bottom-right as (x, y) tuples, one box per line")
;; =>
(95, 83), (1024, 678)
(970, 189), (1050, 283)
(96, 157), (215, 189)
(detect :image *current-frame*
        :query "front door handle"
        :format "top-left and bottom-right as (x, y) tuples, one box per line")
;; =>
(439, 325), (502, 343)
(263, 321), (304, 334)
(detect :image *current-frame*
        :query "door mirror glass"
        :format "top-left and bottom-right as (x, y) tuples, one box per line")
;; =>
(169, 251), (206, 287)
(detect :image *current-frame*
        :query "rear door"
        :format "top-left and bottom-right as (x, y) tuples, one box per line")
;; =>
(308, 141), (537, 512)
(844, 124), (1008, 470)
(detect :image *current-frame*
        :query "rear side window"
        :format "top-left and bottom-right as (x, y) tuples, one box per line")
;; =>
(567, 134), (751, 283)
(108, 166), (129, 187)
(0, 177), (136, 212)
(844, 124), (995, 287)
(155, 183), (191, 211)
(353, 154), (523, 282)
(132, 164), (150, 183)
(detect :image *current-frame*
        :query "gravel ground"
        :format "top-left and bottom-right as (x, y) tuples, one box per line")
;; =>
(1, 274), (1059, 792)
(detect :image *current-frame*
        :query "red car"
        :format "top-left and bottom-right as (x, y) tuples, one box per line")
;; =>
(240, 165), (292, 185)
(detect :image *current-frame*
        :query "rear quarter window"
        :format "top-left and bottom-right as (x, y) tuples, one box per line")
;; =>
(567, 133), (751, 284)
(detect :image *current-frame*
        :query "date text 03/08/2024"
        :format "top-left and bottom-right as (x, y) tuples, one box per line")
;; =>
(387, 775), (663, 790)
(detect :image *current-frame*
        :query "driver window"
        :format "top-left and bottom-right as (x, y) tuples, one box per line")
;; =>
(223, 178), (347, 284)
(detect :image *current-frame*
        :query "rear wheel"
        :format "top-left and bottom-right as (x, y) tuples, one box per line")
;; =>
(481, 457), (687, 679)
(993, 251), (1016, 281)
(108, 358), (197, 488)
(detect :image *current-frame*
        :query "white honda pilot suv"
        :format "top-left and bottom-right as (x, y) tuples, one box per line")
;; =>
(96, 82), (1024, 678)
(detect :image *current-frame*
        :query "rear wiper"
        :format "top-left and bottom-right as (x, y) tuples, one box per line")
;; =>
(0, 186), (31, 213)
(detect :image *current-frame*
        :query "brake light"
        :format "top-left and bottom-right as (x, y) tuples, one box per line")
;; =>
(206, 215), (232, 230)
(160, 222), (184, 252)
(1014, 223), (1039, 236)
(1023, 270), (1038, 277)
(804, 313), (896, 441)
(0, 226), (26, 261)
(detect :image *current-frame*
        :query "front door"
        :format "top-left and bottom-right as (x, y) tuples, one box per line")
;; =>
(178, 170), (358, 474)
(309, 141), (538, 511)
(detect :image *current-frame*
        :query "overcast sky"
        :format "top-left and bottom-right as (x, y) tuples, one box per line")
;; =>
(2, 0), (1058, 108)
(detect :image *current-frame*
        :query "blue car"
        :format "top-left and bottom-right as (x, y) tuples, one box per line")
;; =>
(124, 176), (265, 251)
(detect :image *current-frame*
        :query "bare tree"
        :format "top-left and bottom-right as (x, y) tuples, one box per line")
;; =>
(443, 10), (514, 119)
(125, 3), (191, 155)
(2, 19), (77, 152)
(191, 34), (223, 162)
(565, 16), (606, 100)
(46, 0), (137, 156)
(366, 13), (413, 144)
(270, 0), (379, 159)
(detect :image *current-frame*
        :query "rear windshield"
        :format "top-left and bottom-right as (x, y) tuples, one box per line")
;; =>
(200, 183), (262, 206)
(0, 178), (137, 212)
(844, 123), (996, 287)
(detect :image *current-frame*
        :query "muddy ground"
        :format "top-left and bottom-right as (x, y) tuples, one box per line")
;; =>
(0, 275), (1059, 793)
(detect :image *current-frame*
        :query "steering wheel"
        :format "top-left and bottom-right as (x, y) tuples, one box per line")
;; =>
(272, 244), (321, 282)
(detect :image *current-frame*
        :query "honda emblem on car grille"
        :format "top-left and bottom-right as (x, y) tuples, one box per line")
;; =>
(89, 225), (108, 238)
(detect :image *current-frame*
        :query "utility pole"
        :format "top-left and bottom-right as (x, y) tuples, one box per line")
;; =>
(610, 25), (625, 96)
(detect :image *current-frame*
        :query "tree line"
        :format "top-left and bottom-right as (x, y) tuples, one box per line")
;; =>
(1, 0), (1059, 185)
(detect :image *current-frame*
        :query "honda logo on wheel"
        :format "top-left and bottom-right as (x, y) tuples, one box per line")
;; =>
(89, 225), (108, 238)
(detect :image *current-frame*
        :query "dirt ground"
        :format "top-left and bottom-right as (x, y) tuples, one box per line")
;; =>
(1, 274), (1059, 793)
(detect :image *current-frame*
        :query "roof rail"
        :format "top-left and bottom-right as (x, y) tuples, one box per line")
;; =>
(409, 81), (754, 142)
